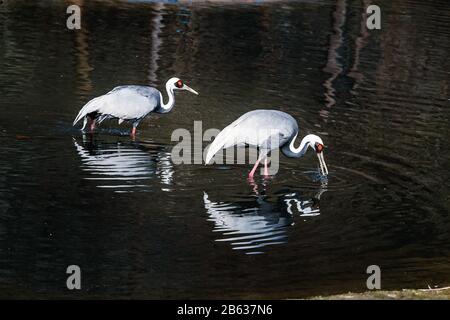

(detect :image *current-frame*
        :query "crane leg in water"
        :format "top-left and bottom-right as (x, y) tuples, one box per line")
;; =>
(249, 149), (270, 178)
(248, 159), (261, 178)
(131, 121), (140, 137)
(264, 158), (269, 176)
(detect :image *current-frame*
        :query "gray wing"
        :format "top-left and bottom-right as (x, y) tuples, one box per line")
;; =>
(101, 85), (161, 120)
(73, 85), (161, 126)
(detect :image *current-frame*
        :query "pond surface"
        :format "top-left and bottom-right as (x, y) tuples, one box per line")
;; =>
(1, 0), (450, 298)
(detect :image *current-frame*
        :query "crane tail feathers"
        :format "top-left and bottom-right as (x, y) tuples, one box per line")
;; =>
(205, 145), (217, 165)
(80, 117), (88, 131)
(73, 96), (103, 127)
(205, 126), (235, 164)
(205, 143), (221, 164)
(205, 115), (249, 164)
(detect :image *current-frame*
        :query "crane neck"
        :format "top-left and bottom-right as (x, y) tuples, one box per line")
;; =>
(281, 133), (310, 158)
(157, 82), (175, 114)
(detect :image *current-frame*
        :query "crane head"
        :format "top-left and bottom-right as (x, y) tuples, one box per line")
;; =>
(167, 77), (198, 95)
(304, 134), (328, 176)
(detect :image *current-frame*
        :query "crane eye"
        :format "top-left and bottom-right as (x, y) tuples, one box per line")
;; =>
(175, 80), (183, 88)
(315, 143), (324, 153)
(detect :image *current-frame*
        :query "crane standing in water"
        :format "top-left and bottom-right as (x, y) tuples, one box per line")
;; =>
(205, 110), (329, 178)
(73, 77), (198, 137)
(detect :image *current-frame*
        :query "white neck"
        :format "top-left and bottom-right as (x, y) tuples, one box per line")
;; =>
(281, 133), (310, 158)
(158, 82), (175, 113)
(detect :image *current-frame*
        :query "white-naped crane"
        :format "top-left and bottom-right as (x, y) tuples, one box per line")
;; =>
(73, 77), (198, 137)
(205, 109), (328, 178)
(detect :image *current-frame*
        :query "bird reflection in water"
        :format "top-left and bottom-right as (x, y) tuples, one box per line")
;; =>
(73, 134), (173, 193)
(203, 179), (327, 255)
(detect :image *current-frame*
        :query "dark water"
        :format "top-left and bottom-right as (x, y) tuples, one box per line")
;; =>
(1, 0), (450, 299)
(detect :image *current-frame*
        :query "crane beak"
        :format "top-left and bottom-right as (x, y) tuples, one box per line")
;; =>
(183, 84), (199, 95)
(317, 152), (329, 176)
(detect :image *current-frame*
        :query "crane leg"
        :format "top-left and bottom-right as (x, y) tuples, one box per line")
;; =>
(248, 159), (261, 179)
(264, 158), (269, 176)
(131, 127), (137, 137)
(90, 120), (96, 132)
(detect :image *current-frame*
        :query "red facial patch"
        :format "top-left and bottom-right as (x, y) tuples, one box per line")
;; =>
(316, 143), (324, 153)
(176, 80), (183, 88)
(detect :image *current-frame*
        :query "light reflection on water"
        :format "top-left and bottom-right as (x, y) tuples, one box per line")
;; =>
(73, 136), (174, 193)
(204, 180), (326, 254)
